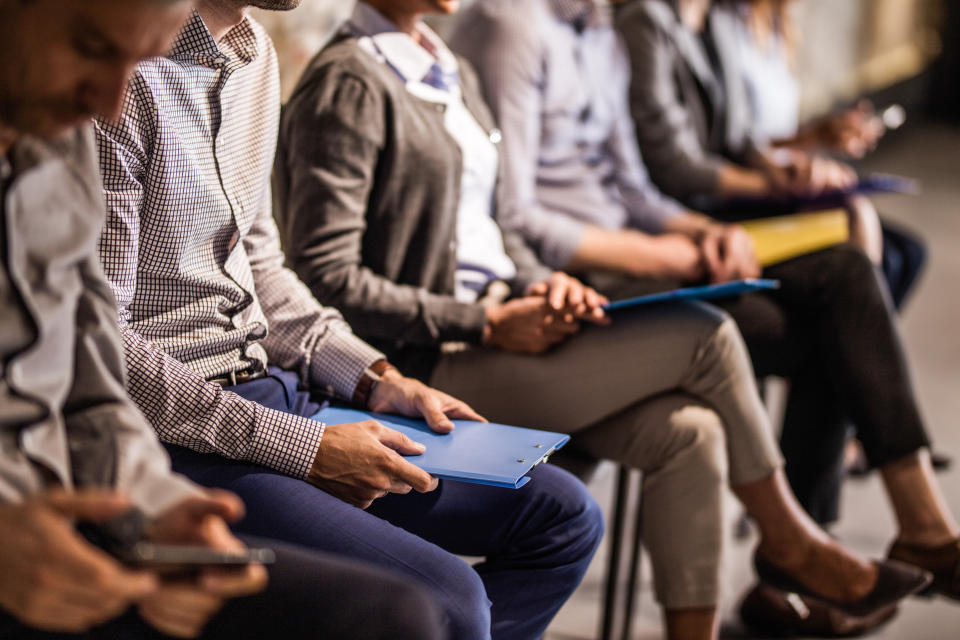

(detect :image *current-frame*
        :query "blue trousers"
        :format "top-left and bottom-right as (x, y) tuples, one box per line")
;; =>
(166, 368), (603, 640)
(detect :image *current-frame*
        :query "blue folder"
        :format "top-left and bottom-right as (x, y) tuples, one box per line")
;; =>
(725, 173), (919, 214)
(602, 278), (780, 312)
(310, 407), (570, 489)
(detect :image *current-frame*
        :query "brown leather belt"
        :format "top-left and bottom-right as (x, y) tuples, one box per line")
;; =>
(207, 367), (267, 387)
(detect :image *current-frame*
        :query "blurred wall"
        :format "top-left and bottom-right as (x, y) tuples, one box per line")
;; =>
(254, 0), (944, 115)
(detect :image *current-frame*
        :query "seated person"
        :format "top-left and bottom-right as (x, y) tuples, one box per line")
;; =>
(271, 2), (930, 638)
(453, 0), (960, 596)
(93, 1), (603, 638)
(618, 0), (925, 308)
(0, 1), (443, 639)
(722, 0), (925, 308)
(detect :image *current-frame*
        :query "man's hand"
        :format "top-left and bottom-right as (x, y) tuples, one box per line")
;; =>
(698, 225), (761, 284)
(0, 490), (158, 633)
(484, 296), (581, 354)
(308, 418), (440, 509)
(368, 367), (485, 432)
(525, 272), (609, 325)
(139, 492), (268, 639)
(309, 370), (483, 509)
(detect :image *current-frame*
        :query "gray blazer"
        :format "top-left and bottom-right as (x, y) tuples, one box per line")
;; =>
(0, 127), (198, 514)
(617, 0), (760, 208)
(274, 33), (551, 378)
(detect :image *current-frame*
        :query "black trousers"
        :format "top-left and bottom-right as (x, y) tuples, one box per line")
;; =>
(716, 242), (930, 524)
(0, 536), (445, 640)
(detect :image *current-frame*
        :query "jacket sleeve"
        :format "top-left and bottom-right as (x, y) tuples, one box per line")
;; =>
(616, 2), (725, 203)
(275, 67), (488, 347)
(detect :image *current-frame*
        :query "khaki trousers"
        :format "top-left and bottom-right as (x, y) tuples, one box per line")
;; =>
(429, 301), (782, 608)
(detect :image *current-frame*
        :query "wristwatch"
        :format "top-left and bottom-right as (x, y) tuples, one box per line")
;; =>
(352, 359), (396, 408)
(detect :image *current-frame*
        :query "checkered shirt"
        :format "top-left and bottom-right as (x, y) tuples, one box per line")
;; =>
(95, 12), (384, 479)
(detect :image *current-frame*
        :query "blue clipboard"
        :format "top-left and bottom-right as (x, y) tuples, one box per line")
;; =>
(725, 173), (919, 214)
(602, 278), (780, 312)
(309, 407), (570, 489)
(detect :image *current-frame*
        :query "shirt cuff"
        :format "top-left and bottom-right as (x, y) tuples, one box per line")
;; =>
(248, 405), (327, 480)
(308, 328), (385, 401)
(538, 215), (588, 271)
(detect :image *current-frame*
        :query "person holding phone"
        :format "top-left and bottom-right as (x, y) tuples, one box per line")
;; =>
(0, 2), (444, 639)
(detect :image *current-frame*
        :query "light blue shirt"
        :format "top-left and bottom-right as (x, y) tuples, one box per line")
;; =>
(452, 0), (685, 270)
(732, 14), (800, 142)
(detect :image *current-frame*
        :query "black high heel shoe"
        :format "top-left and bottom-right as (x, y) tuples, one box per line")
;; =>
(754, 553), (932, 618)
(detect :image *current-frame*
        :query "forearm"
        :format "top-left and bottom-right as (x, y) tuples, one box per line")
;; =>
(715, 162), (772, 199)
(566, 226), (696, 279)
(662, 211), (716, 239)
(119, 326), (325, 479)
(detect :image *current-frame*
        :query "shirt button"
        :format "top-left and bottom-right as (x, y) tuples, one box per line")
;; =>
(489, 129), (502, 144)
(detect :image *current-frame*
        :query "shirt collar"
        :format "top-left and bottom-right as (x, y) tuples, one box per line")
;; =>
(168, 10), (260, 68)
(549, 0), (608, 31)
(348, 2), (458, 85)
(5, 130), (78, 181)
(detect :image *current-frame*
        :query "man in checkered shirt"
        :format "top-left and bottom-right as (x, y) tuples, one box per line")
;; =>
(94, 2), (603, 638)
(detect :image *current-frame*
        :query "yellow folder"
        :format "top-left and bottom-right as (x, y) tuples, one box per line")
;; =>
(741, 209), (850, 267)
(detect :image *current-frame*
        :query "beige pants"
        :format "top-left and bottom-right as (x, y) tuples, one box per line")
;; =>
(429, 301), (783, 608)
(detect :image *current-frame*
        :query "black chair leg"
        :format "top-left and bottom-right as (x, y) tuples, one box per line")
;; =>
(621, 492), (644, 640)
(600, 466), (631, 640)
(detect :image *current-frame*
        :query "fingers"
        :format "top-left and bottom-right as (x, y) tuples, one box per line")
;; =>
(699, 233), (723, 283)
(171, 493), (245, 526)
(139, 586), (223, 639)
(563, 275), (584, 310)
(547, 273), (569, 310)
(439, 395), (487, 423)
(377, 425), (427, 455)
(199, 563), (268, 599)
(385, 454), (436, 494)
(414, 392), (456, 434)
(41, 489), (131, 522)
(525, 281), (548, 297)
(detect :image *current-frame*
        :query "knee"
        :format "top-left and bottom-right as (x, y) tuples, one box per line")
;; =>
(430, 560), (491, 640)
(381, 581), (449, 640)
(668, 405), (729, 484)
(526, 465), (605, 559)
(827, 244), (878, 286)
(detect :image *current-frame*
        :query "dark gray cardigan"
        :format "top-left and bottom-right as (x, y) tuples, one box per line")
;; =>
(273, 32), (552, 378)
(616, 0), (761, 209)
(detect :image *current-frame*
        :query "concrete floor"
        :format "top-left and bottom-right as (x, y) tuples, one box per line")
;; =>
(544, 122), (960, 640)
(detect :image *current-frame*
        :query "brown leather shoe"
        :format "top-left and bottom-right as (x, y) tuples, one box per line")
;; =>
(739, 582), (900, 637)
(754, 553), (932, 618)
(888, 537), (960, 600)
